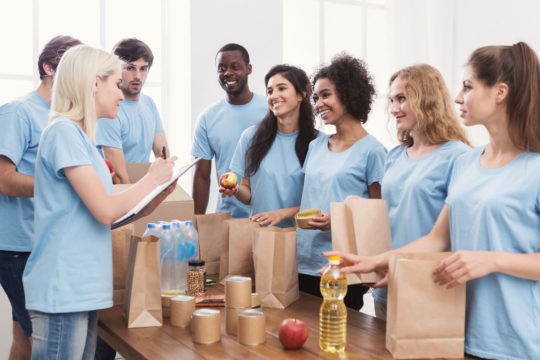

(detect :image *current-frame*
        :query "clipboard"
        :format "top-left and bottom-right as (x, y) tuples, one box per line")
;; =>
(112, 157), (201, 229)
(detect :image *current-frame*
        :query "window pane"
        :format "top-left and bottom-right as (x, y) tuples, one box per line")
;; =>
(323, 2), (363, 60)
(0, 80), (35, 107)
(366, 6), (389, 93)
(105, 0), (163, 81)
(38, 0), (100, 47)
(283, 0), (321, 73)
(0, 0), (33, 75)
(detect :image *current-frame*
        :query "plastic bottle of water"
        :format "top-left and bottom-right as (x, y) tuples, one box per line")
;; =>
(171, 220), (187, 292)
(182, 220), (199, 261)
(319, 255), (347, 353)
(143, 222), (161, 238)
(159, 223), (176, 295)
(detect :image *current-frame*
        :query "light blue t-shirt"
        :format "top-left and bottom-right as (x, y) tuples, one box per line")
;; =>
(23, 118), (113, 313)
(373, 141), (469, 304)
(297, 134), (387, 275)
(447, 147), (540, 359)
(230, 125), (306, 228)
(191, 94), (267, 218)
(95, 94), (164, 162)
(0, 92), (49, 251)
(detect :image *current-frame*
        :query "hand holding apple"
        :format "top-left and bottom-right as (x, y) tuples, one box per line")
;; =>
(219, 171), (238, 189)
(278, 318), (308, 350)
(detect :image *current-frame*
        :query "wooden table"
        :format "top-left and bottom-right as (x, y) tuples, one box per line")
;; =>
(98, 287), (474, 360)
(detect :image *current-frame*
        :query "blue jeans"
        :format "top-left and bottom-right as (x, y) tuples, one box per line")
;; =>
(30, 310), (98, 360)
(0, 250), (32, 337)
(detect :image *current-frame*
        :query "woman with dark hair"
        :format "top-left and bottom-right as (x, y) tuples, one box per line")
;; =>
(326, 42), (540, 359)
(221, 64), (318, 227)
(296, 53), (387, 310)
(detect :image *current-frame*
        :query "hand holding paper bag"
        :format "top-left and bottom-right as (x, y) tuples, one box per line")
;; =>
(330, 197), (391, 285)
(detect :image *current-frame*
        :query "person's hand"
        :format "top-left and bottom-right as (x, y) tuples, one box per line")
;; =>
(433, 251), (496, 288)
(251, 209), (284, 227)
(219, 184), (239, 198)
(147, 156), (177, 185)
(308, 211), (331, 231)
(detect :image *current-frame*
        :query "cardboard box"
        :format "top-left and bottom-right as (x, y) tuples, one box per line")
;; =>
(113, 184), (194, 237)
(126, 162), (151, 182)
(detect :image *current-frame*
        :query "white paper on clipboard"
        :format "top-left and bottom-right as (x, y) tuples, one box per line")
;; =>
(112, 157), (200, 228)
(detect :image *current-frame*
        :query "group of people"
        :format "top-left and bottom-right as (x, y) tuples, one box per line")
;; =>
(0, 34), (538, 360)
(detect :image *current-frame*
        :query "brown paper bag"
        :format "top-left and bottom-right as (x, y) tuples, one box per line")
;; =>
(111, 224), (133, 305)
(192, 212), (232, 275)
(386, 253), (466, 359)
(331, 197), (391, 284)
(219, 219), (260, 281)
(123, 235), (163, 328)
(253, 227), (299, 309)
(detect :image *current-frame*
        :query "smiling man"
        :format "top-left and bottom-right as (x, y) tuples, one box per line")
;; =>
(192, 43), (267, 217)
(95, 38), (168, 184)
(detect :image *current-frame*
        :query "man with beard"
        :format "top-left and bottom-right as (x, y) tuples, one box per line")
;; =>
(95, 38), (168, 184)
(192, 43), (267, 217)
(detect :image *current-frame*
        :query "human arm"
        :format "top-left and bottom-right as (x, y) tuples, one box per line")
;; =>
(251, 206), (300, 227)
(434, 251), (540, 288)
(220, 177), (251, 205)
(368, 182), (381, 199)
(323, 205), (452, 281)
(152, 132), (169, 159)
(102, 146), (130, 184)
(65, 156), (176, 225)
(192, 159), (212, 214)
(0, 155), (34, 197)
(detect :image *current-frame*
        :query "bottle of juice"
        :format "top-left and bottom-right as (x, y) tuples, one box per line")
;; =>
(319, 255), (347, 353)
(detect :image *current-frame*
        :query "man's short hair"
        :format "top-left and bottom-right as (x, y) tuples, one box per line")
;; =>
(38, 35), (82, 79)
(216, 43), (250, 65)
(113, 38), (154, 67)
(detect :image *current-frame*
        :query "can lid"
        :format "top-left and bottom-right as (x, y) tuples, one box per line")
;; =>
(189, 259), (205, 266)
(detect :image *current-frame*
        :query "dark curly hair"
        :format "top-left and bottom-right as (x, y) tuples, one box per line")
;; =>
(246, 64), (317, 176)
(312, 53), (376, 123)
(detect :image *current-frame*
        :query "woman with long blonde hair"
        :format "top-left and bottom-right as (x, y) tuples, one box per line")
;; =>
(22, 45), (176, 359)
(370, 64), (470, 319)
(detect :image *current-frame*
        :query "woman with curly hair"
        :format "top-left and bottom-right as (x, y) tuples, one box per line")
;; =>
(371, 64), (470, 320)
(296, 53), (387, 310)
(221, 64), (318, 227)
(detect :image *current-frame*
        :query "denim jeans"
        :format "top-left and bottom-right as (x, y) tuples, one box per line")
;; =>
(30, 310), (98, 360)
(0, 250), (32, 336)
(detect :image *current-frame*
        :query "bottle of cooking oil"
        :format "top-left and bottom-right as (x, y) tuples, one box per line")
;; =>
(319, 255), (347, 353)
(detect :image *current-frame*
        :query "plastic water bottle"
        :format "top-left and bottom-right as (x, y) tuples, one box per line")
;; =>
(159, 223), (176, 294)
(143, 222), (161, 238)
(182, 220), (199, 260)
(319, 255), (347, 353)
(171, 220), (187, 292)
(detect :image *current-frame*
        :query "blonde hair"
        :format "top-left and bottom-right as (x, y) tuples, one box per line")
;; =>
(389, 64), (470, 146)
(50, 44), (121, 141)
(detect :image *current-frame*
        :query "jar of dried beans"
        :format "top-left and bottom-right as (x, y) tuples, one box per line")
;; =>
(187, 259), (206, 296)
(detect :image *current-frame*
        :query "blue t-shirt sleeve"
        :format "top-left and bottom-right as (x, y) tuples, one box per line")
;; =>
(0, 104), (31, 164)
(366, 143), (387, 185)
(191, 113), (213, 160)
(42, 121), (93, 177)
(95, 118), (122, 148)
(229, 127), (253, 178)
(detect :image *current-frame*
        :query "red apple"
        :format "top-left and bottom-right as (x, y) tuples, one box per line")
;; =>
(278, 318), (308, 350)
(219, 171), (238, 189)
(104, 159), (114, 174)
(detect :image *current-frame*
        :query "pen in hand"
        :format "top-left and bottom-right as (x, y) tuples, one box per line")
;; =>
(162, 146), (167, 160)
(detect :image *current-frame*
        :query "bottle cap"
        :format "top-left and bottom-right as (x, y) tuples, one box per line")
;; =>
(328, 255), (340, 264)
(189, 259), (205, 267)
